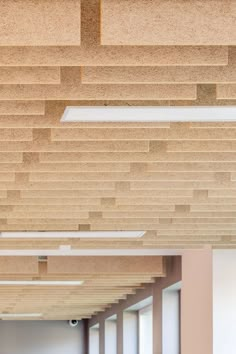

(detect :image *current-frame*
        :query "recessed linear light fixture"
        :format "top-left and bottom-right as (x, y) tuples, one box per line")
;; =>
(0, 249), (183, 256)
(0, 231), (145, 239)
(0, 313), (42, 318)
(0, 280), (83, 286)
(61, 106), (236, 122)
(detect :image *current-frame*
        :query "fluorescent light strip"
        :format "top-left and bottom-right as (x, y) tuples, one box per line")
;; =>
(1, 231), (145, 239)
(0, 280), (83, 286)
(0, 313), (42, 318)
(0, 249), (183, 256)
(61, 106), (236, 122)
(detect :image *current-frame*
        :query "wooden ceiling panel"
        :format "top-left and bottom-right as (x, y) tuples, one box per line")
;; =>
(0, 46), (228, 67)
(0, 256), (165, 320)
(0, 101), (45, 116)
(217, 84), (236, 99)
(0, 67), (60, 84)
(101, 0), (236, 45)
(0, 0), (81, 46)
(0, 83), (198, 101)
(0, 257), (38, 274)
(82, 64), (236, 84)
(48, 256), (165, 274)
(0, 0), (235, 252)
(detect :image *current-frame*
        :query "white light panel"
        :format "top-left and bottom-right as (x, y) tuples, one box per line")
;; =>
(0, 249), (182, 256)
(0, 313), (42, 318)
(0, 231), (145, 239)
(0, 280), (83, 286)
(61, 106), (236, 122)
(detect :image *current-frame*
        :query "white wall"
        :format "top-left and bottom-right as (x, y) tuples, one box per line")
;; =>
(213, 250), (236, 354)
(0, 321), (85, 354)
(162, 287), (180, 354)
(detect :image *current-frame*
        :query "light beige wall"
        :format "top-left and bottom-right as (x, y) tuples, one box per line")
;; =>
(181, 247), (213, 354)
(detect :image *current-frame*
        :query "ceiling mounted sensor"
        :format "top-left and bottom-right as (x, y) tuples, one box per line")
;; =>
(60, 106), (236, 122)
(0, 231), (145, 239)
(69, 320), (79, 327)
(0, 280), (84, 286)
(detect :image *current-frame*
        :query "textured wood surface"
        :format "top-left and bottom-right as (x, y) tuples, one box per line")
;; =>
(0, 0), (235, 252)
(0, 256), (165, 320)
(0, 0), (235, 320)
(101, 0), (236, 45)
(0, 0), (81, 45)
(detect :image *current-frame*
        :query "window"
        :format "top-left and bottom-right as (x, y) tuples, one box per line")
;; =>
(123, 296), (153, 354)
(163, 282), (181, 354)
(123, 311), (138, 354)
(89, 324), (99, 354)
(105, 315), (117, 354)
(139, 305), (153, 354)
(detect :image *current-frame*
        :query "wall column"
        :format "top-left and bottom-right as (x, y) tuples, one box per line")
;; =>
(117, 311), (123, 354)
(153, 282), (162, 354)
(99, 319), (105, 354)
(84, 319), (89, 354)
(181, 246), (213, 354)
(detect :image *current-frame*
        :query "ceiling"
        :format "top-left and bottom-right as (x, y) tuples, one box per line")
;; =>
(0, 0), (235, 320)
(0, 0), (235, 252)
(0, 256), (165, 320)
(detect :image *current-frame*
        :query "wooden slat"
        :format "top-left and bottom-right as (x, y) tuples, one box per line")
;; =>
(0, 256), (163, 319)
(0, 0), (81, 46)
(101, 0), (236, 45)
(0, 0), (235, 321)
(48, 256), (165, 274)
(0, 83), (197, 101)
(0, 47), (228, 67)
(0, 257), (38, 274)
(0, 67), (60, 84)
(0, 101), (45, 115)
(82, 64), (236, 84)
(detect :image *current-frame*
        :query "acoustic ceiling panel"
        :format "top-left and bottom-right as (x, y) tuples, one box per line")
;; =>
(0, 257), (38, 274)
(0, 0), (81, 46)
(0, 0), (234, 250)
(0, 256), (165, 320)
(101, 0), (236, 45)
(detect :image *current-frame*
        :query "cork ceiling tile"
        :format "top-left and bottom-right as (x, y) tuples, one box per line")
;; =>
(0, 129), (32, 141)
(0, 0), (235, 256)
(0, 101), (45, 115)
(101, 0), (236, 45)
(0, 0), (81, 45)
(82, 64), (236, 84)
(0, 257), (38, 274)
(0, 83), (197, 101)
(0, 255), (164, 320)
(217, 84), (236, 99)
(0, 67), (60, 84)
(0, 46), (228, 66)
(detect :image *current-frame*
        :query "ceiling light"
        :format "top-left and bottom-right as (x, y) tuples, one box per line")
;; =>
(0, 231), (145, 239)
(61, 106), (236, 122)
(0, 280), (83, 286)
(0, 313), (42, 318)
(0, 248), (182, 256)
